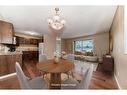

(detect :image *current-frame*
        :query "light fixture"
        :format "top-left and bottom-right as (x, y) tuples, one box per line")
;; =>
(47, 7), (66, 30)
(18, 30), (40, 36)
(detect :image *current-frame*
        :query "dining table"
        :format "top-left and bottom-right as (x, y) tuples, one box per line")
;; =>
(36, 58), (74, 89)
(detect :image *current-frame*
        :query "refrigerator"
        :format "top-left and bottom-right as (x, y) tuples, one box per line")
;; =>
(39, 43), (44, 61)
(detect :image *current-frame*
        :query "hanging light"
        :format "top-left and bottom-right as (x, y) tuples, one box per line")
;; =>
(47, 7), (66, 30)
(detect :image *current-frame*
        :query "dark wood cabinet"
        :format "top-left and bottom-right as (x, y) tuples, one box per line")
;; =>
(0, 54), (22, 76)
(0, 20), (14, 44)
(18, 37), (25, 44)
(103, 56), (114, 72)
(0, 55), (8, 76)
(97, 55), (114, 73)
(37, 38), (43, 44)
(8, 54), (22, 73)
(22, 51), (38, 62)
(30, 39), (38, 45)
(16, 36), (43, 45)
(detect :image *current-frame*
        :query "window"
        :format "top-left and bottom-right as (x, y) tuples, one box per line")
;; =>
(74, 40), (93, 52)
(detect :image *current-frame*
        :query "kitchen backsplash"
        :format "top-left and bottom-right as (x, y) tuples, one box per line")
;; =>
(16, 45), (38, 51)
(0, 44), (9, 52)
(0, 44), (38, 52)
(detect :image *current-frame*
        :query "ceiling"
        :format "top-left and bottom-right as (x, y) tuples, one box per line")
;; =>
(0, 6), (117, 38)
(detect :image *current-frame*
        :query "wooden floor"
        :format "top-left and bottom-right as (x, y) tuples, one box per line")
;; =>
(0, 61), (118, 89)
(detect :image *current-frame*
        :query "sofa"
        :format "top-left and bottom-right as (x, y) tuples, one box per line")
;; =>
(84, 56), (98, 62)
(74, 51), (98, 62)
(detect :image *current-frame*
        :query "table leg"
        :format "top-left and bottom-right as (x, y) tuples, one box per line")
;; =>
(50, 73), (61, 89)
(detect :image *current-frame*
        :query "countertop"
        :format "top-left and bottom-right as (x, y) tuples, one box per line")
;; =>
(0, 51), (23, 55)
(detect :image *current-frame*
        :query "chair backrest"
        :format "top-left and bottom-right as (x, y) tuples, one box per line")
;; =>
(66, 54), (75, 62)
(79, 64), (94, 89)
(15, 62), (30, 89)
(39, 54), (47, 62)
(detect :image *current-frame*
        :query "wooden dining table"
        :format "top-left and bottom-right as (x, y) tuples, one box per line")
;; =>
(36, 58), (74, 89)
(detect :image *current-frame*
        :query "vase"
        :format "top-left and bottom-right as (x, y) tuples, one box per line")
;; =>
(54, 56), (59, 64)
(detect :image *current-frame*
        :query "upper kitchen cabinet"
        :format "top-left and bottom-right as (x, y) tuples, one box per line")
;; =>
(0, 20), (14, 44)
(15, 36), (43, 45)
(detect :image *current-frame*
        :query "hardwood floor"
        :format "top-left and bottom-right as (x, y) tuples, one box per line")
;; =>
(0, 61), (118, 89)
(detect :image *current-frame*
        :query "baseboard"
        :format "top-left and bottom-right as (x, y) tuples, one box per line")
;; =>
(114, 73), (121, 89)
(0, 73), (16, 81)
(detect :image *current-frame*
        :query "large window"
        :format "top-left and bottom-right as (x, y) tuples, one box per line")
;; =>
(74, 40), (94, 52)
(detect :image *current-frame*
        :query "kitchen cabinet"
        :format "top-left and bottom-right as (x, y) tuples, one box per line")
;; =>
(0, 55), (8, 76)
(30, 39), (38, 45)
(22, 51), (38, 62)
(8, 54), (22, 73)
(0, 20), (14, 44)
(18, 37), (25, 44)
(16, 36), (43, 45)
(0, 54), (22, 76)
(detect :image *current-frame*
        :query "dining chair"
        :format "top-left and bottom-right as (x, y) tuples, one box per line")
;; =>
(65, 54), (75, 78)
(61, 64), (94, 89)
(78, 64), (94, 89)
(38, 54), (48, 78)
(15, 62), (48, 89)
(39, 54), (47, 62)
(66, 54), (75, 62)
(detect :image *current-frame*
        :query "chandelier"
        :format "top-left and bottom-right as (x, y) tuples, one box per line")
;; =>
(47, 8), (66, 30)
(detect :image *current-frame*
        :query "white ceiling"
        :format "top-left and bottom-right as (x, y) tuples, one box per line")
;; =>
(0, 6), (117, 38)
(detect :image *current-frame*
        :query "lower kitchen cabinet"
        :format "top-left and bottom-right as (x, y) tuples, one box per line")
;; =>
(22, 51), (38, 62)
(0, 54), (22, 76)
(0, 55), (8, 76)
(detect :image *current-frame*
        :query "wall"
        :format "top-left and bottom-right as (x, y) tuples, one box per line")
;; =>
(110, 6), (127, 89)
(62, 32), (109, 60)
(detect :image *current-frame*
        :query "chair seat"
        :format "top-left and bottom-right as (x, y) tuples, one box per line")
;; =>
(29, 76), (48, 89)
(61, 79), (80, 89)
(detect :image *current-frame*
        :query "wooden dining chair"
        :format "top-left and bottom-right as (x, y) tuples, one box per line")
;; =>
(61, 64), (94, 89)
(15, 62), (48, 89)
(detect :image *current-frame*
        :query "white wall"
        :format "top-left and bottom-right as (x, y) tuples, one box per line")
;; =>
(111, 6), (127, 89)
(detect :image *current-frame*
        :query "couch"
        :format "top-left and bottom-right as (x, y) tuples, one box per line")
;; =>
(74, 51), (98, 62)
